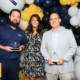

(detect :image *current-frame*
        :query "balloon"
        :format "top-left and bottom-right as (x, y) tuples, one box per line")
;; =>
(37, 6), (41, 12)
(25, 0), (34, 5)
(24, 7), (28, 11)
(0, 17), (8, 25)
(0, 0), (25, 14)
(76, 46), (80, 56)
(76, 27), (80, 35)
(66, 25), (77, 34)
(74, 55), (80, 63)
(4, 13), (9, 20)
(34, 0), (41, 6)
(51, 6), (59, 11)
(68, 6), (78, 17)
(21, 11), (30, 21)
(40, 0), (44, 3)
(29, 4), (37, 12)
(75, 61), (80, 80)
(52, 0), (60, 6)
(59, 5), (68, 14)
(18, 70), (25, 79)
(43, 0), (53, 8)
(59, 0), (67, 5)
(75, 0), (80, 2)
(71, 2), (78, 6)
(62, 14), (70, 23)
(74, 34), (79, 39)
(25, 76), (29, 80)
(60, 13), (65, 18)
(19, 19), (28, 30)
(0, 10), (4, 17)
(76, 37), (80, 46)
(43, 10), (50, 16)
(60, 21), (64, 26)
(77, 9), (80, 19)
(42, 16), (49, 23)
(37, 12), (44, 20)
(70, 16), (79, 26)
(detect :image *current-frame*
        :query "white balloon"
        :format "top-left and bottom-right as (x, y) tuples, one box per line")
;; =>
(74, 55), (80, 63)
(68, 6), (78, 17)
(19, 19), (28, 28)
(20, 53), (24, 63)
(77, 9), (80, 19)
(70, 16), (79, 26)
(75, 61), (80, 80)
(25, 0), (34, 5)
(19, 62), (22, 68)
(76, 46), (80, 56)
(24, 7), (28, 11)
(0, 0), (25, 14)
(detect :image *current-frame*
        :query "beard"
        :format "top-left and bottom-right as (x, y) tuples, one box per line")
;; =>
(9, 19), (20, 28)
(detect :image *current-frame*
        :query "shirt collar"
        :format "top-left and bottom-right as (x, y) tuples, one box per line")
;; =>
(7, 23), (20, 30)
(52, 27), (60, 33)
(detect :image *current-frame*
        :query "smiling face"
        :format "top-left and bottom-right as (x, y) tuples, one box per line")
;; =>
(49, 13), (61, 29)
(30, 17), (39, 28)
(9, 11), (20, 28)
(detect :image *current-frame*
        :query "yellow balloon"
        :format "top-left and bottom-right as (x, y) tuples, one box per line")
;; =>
(21, 11), (30, 21)
(18, 70), (25, 79)
(66, 0), (71, 5)
(27, 8), (31, 13)
(20, 26), (28, 30)
(59, 0), (67, 5)
(19, 79), (25, 80)
(37, 12), (44, 20)
(25, 76), (29, 80)
(75, 0), (80, 2)
(71, 2), (78, 6)
(29, 4), (38, 12)
(71, 0), (75, 4)
(37, 6), (41, 12)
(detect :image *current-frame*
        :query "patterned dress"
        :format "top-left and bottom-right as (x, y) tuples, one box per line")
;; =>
(22, 32), (45, 77)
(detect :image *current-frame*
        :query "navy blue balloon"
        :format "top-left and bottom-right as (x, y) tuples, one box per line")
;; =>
(62, 14), (70, 23)
(0, 17), (8, 25)
(51, 11), (60, 16)
(4, 13), (9, 20)
(60, 13), (65, 18)
(34, 0), (41, 6)
(59, 6), (68, 14)
(43, 0), (52, 8)
(40, 0), (44, 3)
(60, 21), (64, 26)
(51, 6), (59, 11)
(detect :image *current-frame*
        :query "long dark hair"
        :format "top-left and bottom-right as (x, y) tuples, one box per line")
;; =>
(26, 14), (43, 36)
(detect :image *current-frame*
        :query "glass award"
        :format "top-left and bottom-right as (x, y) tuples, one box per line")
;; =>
(11, 40), (20, 50)
(51, 52), (59, 65)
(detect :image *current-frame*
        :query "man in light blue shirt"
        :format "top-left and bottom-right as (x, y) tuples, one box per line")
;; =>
(41, 13), (77, 80)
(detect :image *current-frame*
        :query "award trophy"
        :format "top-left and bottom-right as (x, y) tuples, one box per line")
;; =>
(51, 52), (59, 65)
(11, 40), (20, 50)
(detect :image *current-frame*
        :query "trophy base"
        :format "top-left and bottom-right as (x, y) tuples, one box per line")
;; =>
(52, 62), (57, 65)
(11, 48), (19, 50)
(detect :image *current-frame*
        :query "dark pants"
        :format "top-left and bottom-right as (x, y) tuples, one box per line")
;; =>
(0, 57), (20, 80)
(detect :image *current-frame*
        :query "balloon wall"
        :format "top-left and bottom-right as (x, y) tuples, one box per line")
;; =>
(1, 0), (80, 80)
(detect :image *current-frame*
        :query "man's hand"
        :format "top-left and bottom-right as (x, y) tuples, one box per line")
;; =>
(48, 59), (55, 65)
(13, 46), (22, 52)
(4, 46), (14, 52)
(57, 58), (64, 65)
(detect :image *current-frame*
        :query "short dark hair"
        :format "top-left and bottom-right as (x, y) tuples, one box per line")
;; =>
(9, 9), (21, 16)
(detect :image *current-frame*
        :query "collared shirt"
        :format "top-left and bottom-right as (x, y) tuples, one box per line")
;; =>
(0, 24), (26, 59)
(51, 28), (60, 62)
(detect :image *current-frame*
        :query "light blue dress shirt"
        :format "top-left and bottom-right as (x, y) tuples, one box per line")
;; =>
(51, 29), (60, 62)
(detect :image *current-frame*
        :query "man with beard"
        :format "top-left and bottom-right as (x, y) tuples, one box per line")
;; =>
(0, 9), (26, 80)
